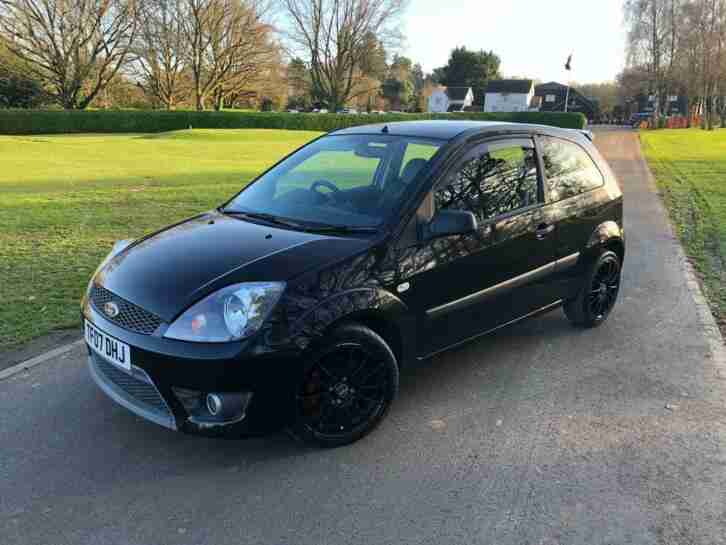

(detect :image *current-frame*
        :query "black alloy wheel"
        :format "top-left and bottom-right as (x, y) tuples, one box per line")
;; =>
(564, 250), (622, 328)
(293, 324), (399, 447)
(588, 255), (620, 320)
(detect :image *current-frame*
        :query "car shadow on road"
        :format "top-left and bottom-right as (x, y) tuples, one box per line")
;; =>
(398, 308), (576, 397)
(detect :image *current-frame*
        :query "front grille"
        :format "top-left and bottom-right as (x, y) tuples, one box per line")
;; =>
(93, 355), (168, 413)
(89, 354), (175, 430)
(90, 285), (162, 335)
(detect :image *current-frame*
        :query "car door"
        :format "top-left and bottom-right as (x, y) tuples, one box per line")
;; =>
(395, 137), (559, 357)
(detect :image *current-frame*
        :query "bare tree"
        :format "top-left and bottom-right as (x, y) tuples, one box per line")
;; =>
(624, 0), (726, 128)
(0, 0), (138, 109)
(700, 0), (726, 129)
(624, 0), (682, 117)
(134, 0), (188, 109)
(677, 0), (726, 127)
(281, 0), (405, 111)
(181, 0), (274, 111)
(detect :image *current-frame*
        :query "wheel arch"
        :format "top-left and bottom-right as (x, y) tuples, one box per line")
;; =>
(332, 310), (406, 368)
(585, 220), (625, 263)
(287, 288), (417, 369)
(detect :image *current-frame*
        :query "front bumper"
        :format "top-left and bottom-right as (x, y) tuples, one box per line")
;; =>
(83, 304), (303, 437)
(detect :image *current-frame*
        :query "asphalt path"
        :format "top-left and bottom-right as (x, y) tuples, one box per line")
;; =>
(2, 128), (726, 545)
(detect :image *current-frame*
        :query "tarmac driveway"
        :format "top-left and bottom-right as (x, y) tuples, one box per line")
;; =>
(2, 127), (725, 545)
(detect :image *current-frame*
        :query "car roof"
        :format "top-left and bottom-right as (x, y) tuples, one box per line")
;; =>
(331, 120), (586, 142)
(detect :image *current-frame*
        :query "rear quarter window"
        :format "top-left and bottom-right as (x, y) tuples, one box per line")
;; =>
(540, 136), (604, 202)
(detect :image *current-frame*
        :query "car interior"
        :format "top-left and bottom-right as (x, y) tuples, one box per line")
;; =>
(264, 139), (438, 227)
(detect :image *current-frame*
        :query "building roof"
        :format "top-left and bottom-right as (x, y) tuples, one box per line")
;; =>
(485, 79), (534, 94)
(534, 82), (598, 117)
(331, 120), (587, 142)
(535, 81), (567, 92)
(446, 87), (472, 101)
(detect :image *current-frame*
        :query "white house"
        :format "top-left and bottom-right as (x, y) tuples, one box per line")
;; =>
(483, 79), (535, 113)
(427, 87), (474, 113)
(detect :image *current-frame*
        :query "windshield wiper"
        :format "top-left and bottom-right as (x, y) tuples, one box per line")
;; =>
(220, 209), (378, 235)
(303, 225), (379, 234)
(222, 209), (306, 230)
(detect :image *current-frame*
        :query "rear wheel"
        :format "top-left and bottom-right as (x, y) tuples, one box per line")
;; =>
(292, 324), (399, 448)
(564, 250), (622, 328)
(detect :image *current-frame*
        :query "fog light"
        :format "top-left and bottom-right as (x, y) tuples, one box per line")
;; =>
(206, 393), (223, 416)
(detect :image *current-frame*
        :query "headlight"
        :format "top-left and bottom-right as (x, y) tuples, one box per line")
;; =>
(164, 282), (285, 343)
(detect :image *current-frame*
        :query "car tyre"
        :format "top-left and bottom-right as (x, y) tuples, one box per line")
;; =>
(564, 250), (622, 328)
(291, 323), (399, 448)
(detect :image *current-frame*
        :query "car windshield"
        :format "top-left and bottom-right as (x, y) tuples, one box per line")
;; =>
(223, 134), (443, 230)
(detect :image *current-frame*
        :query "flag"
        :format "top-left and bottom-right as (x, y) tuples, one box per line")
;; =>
(565, 54), (572, 71)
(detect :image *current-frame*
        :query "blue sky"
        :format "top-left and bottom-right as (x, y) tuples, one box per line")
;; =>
(401, 0), (626, 84)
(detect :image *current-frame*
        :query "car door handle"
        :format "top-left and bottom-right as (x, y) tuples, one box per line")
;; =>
(535, 223), (555, 240)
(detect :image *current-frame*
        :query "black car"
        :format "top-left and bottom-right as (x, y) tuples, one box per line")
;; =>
(82, 121), (624, 447)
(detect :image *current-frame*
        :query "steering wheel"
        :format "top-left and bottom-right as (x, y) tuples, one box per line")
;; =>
(310, 179), (340, 201)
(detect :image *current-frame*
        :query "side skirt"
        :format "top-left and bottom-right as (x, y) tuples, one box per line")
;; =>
(417, 299), (564, 361)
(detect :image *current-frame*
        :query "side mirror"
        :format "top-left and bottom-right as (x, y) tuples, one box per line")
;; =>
(425, 210), (478, 240)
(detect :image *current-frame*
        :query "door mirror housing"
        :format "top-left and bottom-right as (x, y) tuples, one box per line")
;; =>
(425, 210), (478, 240)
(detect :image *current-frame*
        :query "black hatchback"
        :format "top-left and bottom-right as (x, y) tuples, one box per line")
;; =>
(82, 121), (624, 447)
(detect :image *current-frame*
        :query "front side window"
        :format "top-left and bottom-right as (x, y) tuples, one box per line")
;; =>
(540, 137), (604, 202)
(225, 135), (442, 229)
(435, 141), (540, 222)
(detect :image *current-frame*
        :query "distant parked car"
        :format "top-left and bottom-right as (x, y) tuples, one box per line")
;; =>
(83, 120), (624, 447)
(629, 112), (652, 128)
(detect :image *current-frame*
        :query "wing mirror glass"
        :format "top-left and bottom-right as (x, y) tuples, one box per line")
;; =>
(425, 210), (478, 240)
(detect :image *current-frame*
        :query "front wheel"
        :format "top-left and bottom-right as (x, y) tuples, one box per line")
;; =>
(291, 324), (399, 448)
(564, 250), (622, 328)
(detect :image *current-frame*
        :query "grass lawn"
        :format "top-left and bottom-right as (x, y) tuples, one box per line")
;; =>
(640, 129), (726, 332)
(0, 129), (321, 348)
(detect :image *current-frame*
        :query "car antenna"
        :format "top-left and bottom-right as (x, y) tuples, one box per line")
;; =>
(381, 125), (389, 134)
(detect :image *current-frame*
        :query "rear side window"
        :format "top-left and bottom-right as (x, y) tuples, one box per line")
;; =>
(435, 141), (539, 222)
(540, 137), (604, 202)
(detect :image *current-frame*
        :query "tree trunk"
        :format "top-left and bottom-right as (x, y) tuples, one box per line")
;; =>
(213, 88), (224, 111)
(61, 89), (76, 110)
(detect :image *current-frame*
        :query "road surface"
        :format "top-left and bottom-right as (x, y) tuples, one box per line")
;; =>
(2, 128), (725, 545)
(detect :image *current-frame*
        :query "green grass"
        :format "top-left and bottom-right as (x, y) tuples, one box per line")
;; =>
(640, 129), (726, 331)
(0, 129), (321, 348)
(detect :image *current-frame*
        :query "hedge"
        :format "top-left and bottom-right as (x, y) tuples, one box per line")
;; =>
(0, 109), (587, 135)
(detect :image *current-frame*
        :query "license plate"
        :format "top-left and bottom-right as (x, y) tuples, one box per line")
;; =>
(85, 320), (132, 371)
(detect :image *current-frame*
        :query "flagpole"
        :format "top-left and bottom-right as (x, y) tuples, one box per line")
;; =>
(564, 53), (572, 113)
(564, 85), (570, 113)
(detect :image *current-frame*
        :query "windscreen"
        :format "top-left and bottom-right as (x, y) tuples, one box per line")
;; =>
(224, 134), (442, 229)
